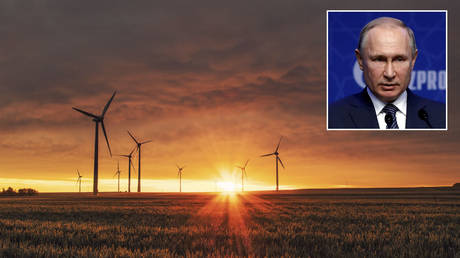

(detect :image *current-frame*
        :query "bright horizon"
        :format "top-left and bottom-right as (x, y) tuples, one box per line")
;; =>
(0, 175), (454, 193)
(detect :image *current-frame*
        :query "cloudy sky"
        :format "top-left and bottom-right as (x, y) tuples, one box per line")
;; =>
(0, 0), (458, 192)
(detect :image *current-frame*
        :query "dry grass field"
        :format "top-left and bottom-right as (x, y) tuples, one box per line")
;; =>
(0, 188), (459, 257)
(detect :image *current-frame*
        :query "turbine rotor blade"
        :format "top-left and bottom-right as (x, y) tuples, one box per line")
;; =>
(132, 146), (139, 157)
(278, 157), (285, 169)
(129, 146), (136, 156)
(73, 107), (99, 120)
(275, 136), (282, 152)
(141, 140), (152, 145)
(127, 131), (139, 144)
(77, 169), (81, 177)
(244, 159), (249, 168)
(261, 153), (275, 157)
(102, 91), (116, 117)
(131, 161), (136, 173)
(101, 121), (112, 157)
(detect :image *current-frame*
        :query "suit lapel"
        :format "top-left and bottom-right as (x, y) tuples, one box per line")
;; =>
(348, 89), (379, 128)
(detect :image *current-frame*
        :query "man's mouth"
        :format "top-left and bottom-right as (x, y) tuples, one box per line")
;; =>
(380, 83), (399, 90)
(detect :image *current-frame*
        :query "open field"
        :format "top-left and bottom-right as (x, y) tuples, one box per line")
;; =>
(0, 188), (459, 257)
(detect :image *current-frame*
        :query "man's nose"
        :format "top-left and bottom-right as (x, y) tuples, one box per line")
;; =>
(383, 61), (396, 80)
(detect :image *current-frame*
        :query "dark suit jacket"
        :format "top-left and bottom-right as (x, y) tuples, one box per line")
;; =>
(328, 88), (446, 129)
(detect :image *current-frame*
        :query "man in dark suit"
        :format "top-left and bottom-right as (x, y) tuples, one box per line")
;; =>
(329, 17), (446, 129)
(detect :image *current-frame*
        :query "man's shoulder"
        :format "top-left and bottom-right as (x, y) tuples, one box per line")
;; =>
(330, 90), (368, 109)
(328, 90), (377, 129)
(409, 92), (444, 109)
(407, 91), (445, 114)
(406, 90), (446, 128)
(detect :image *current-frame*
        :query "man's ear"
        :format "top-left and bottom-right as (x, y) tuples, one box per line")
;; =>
(355, 49), (364, 70)
(411, 49), (418, 69)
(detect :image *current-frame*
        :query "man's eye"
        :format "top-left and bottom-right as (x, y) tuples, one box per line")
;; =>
(395, 57), (406, 61)
(372, 57), (386, 62)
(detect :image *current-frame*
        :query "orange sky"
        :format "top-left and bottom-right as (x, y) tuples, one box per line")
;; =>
(0, 1), (459, 192)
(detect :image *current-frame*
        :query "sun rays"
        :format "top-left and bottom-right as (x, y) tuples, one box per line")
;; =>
(187, 192), (276, 256)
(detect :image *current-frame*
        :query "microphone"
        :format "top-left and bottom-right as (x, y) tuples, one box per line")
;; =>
(418, 109), (433, 128)
(384, 113), (393, 128)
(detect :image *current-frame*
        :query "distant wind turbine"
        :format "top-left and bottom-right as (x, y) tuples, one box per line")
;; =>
(261, 137), (285, 191)
(73, 91), (116, 195)
(176, 165), (185, 193)
(128, 131), (152, 192)
(113, 161), (121, 193)
(119, 147), (136, 193)
(76, 169), (83, 193)
(236, 159), (249, 192)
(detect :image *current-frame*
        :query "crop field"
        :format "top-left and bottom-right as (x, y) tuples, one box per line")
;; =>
(0, 188), (459, 257)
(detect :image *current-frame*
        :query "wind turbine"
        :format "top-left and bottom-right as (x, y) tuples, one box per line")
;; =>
(261, 137), (285, 192)
(76, 169), (83, 193)
(73, 91), (116, 195)
(113, 161), (121, 193)
(176, 165), (185, 193)
(128, 131), (152, 192)
(119, 147), (136, 193)
(236, 159), (249, 192)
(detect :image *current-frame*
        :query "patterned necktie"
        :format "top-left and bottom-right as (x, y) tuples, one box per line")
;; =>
(382, 104), (399, 129)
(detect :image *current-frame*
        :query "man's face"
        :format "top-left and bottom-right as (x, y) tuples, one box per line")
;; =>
(355, 25), (417, 103)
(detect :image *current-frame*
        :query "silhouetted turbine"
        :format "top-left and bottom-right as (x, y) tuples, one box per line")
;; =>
(128, 131), (152, 192)
(113, 161), (121, 193)
(76, 169), (83, 193)
(119, 147), (136, 193)
(236, 159), (249, 192)
(73, 91), (116, 195)
(176, 165), (185, 193)
(261, 137), (285, 191)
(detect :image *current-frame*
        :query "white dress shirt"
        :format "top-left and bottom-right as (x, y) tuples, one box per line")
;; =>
(367, 88), (407, 129)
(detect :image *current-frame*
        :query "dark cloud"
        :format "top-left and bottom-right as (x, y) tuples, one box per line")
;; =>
(0, 0), (320, 107)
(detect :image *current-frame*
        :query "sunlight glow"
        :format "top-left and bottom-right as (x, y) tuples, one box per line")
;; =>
(217, 181), (236, 192)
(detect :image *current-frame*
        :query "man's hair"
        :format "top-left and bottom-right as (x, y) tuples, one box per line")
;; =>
(358, 17), (417, 57)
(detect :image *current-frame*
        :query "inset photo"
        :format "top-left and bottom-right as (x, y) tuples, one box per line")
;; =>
(327, 11), (447, 130)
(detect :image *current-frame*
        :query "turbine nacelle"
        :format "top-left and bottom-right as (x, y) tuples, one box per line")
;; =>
(128, 131), (152, 148)
(72, 91), (116, 158)
(236, 159), (249, 175)
(177, 164), (185, 175)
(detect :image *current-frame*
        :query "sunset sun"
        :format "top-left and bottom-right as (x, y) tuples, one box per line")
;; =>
(217, 181), (236, 192)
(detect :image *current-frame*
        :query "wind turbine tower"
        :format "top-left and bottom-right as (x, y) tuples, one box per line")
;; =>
(114, 161), (121, 193)
(261, 137), (285, 191)
(76, 169), (83, 193)
(119, 147), (136, 193)
(177, 165), (185, 193)
(236, 160), (249, 192)
(73, 91), (116, 195)
(128, 131), (152, 192)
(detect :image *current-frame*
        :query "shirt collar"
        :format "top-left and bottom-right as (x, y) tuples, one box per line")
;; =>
(367, 87), (407, 116)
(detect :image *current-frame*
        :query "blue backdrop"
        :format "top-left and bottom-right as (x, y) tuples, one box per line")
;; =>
(328, 11), (446, 104)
